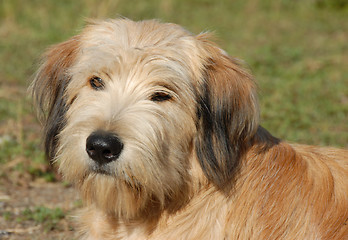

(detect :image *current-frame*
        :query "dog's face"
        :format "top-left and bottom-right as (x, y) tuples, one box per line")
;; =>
(32, 19), (259, 218)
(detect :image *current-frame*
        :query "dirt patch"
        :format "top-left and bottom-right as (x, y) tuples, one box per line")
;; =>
(0, 179), (80, 240)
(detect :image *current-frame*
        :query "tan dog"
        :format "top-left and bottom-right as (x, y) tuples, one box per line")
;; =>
(31, 19), (348, 240)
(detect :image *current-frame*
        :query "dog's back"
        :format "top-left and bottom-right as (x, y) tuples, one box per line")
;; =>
(223, 135), (348, 239)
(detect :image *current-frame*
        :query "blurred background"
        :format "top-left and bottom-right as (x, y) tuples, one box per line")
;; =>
(0, 0), (347, 239)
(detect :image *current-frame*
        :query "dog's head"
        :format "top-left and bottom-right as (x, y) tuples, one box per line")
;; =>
(31, 19), (259, 217)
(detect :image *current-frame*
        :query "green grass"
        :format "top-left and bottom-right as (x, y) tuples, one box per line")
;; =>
(18, 206), (65, 231)
(2, 206), (66, 231)
(0, 0), (347, 180)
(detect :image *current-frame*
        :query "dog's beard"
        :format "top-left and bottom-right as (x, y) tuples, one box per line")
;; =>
(79, 173), (149, 218)
(78, 162), (191, 219)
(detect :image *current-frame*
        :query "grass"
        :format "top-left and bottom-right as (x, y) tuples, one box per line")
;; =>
(19, 206), (65, 231)
(2, 206), (66, 232)
(0, 0), (347, 183)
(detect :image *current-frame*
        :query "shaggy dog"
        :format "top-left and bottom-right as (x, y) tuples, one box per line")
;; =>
(31, 19), (348, 240)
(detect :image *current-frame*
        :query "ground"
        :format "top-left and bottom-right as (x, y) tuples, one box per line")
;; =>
(0, 177), (80, 240)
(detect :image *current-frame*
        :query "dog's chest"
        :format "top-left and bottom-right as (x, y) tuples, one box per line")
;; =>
(115, 216), (226, 240)
(82, 197), (228, 240)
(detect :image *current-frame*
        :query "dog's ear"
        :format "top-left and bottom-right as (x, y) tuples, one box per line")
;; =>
(195, 35), (259, 190)
(31, 36), (80, 161)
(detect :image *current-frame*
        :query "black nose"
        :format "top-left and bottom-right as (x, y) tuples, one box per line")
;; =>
(86, 130), (123, 165)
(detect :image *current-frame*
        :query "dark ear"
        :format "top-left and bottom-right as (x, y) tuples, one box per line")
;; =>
(195, 35), (259, 190)
(31, 36), (80, 161)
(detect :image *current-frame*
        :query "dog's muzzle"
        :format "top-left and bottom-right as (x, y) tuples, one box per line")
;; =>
(86, 130), (123, 165)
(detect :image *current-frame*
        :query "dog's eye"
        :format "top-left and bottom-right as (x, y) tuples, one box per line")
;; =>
(89, 76), (105, 90)
(150, 91), (172, 102)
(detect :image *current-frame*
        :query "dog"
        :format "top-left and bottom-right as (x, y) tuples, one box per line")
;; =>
(31, 19), (348, 240)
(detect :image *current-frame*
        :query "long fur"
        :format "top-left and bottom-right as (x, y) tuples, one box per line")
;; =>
(31, 19), (348, 240)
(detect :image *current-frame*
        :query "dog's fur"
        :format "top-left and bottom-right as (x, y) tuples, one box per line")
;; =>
(31, 19), (348, 240)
